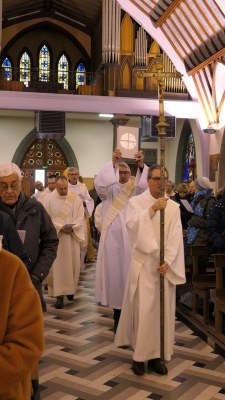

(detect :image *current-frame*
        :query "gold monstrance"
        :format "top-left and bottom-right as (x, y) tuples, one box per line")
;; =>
(137, 55), (182, 361)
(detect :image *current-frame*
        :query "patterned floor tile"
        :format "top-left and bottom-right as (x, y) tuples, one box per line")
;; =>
(39, 263), (225, 400)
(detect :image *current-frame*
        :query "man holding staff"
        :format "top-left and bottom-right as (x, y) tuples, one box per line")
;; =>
(115, 164), (186, 376)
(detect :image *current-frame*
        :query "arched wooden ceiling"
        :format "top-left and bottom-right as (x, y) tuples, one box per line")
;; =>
(118, 0), (225, 129)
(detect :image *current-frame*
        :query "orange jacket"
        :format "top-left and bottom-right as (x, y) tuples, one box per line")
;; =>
(0, 249), (44, 399)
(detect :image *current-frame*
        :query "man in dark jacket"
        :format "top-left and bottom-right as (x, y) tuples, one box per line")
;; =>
(0, 162), (59, 400)
(0, 163), (59, 312)
(0, 209), (31, 269)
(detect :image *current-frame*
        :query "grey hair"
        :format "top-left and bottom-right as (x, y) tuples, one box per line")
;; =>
(117, 162), (130, 172)
(68, 167), (79, 174)
(147, 164), (169, 179)
(0, 163), (22, 180)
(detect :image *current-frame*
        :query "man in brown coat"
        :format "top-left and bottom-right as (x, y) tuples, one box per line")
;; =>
(0, 248), (44, 399)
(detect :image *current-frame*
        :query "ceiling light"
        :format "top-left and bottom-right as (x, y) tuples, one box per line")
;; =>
(54, 11), (86, 27)
(99, 113), (114, 118)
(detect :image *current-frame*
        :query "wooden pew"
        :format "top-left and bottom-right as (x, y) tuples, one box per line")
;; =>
(190, 244), (216, 323)
(214, 254), (225, 343)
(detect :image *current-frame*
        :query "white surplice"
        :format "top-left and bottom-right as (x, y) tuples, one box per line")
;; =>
(94, 161), (148, 309)
(115, 189), (186, 362)
(68, 181), (94, 267)
(44, 189), (85, 297)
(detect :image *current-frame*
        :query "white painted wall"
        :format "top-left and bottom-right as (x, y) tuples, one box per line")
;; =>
(0, 112), (223, 182)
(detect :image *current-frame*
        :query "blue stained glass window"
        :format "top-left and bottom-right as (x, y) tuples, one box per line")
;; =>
(76, 63), (86, 89)
(2, 58), (12, 80)
(39, 45), (50, 81)
(58, 54), (69, 90)
(183, 131), (197, 181)
(20, 52), (31, 87)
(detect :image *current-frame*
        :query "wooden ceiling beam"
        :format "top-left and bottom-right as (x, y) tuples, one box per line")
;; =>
(188, 48), (225, 75)
(154, 0), (182, 27)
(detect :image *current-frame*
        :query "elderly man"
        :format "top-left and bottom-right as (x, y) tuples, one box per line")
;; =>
(31, 180), (44, 199)
(67, 167), (94, 266)
(0, 163), (58, 313)
(0, 247), (44, 400)
(94, 149), (148, 332)
(43, 175), (85, 309)
(115, 164), (186, 376)
(0, 209), (30, 268)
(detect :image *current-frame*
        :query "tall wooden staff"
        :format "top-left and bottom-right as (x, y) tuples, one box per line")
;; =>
(137, 55), (182, 360)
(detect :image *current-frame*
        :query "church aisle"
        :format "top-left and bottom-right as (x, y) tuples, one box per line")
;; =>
(40, 263), (225, 400)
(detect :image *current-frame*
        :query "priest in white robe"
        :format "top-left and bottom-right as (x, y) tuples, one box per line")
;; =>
(115, 164), (186, 376)
(67, 167), (95, 267)
(43, 176), (85, 309)
(94, 149), (148, 332)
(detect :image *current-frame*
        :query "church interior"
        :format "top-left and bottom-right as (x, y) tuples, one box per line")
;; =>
(1, 0), (225, 398)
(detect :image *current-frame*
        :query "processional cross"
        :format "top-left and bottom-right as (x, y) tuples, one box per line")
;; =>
(137, 55), (182, 361)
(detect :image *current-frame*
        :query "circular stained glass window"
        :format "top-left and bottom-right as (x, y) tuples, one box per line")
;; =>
(29, 159), (34, 164)
(36, 151), (42, 157)
(120, 132), (137, 150)
(47, 159), (53, 165)
(55, 152), (61, 157)
(48, 144), (53, 149)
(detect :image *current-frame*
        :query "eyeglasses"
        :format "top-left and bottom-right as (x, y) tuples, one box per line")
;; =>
(119, 171), (130, 175)
(0, 182), (19, 191)
(150, 176), (168, 181)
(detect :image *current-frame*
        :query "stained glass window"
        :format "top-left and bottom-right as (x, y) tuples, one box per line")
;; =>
(183, 131), (197, 181)
(76, 62), (86, 89)
(2, 57), (12, 80)
(58, 54), (69, 90)
(20, 52), (31, 87)
(39, 44), (50, 82)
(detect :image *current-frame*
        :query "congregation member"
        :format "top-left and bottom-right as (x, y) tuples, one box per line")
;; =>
(43, 175), (85, 309)
(165, 180), (175, 198)
(0, 163), (58, 312)
(0, 209), (31, 268)
(172, 183), (192, 230)
(67, 167), (94, 266)
(115, 164), (186, 376)
(188, 179), (196, 201)
(94, 149), (148, 332)
(0, 162), (58, 398)
(208, 187), (225, 287)
(186, 177), (216, 246)
(0, 247), (44, 400)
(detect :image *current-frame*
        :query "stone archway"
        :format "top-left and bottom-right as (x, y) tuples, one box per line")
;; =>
(12, 129), (78, 196)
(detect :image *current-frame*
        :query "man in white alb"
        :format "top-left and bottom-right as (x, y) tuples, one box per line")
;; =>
(115, 164), (186, 376)
(94, 149), (148, 332)
(44, 175), (85, 309)
(67, 167), (94, 267)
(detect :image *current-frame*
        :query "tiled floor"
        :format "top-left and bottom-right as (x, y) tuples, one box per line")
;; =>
(40, 263), (225, 400)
